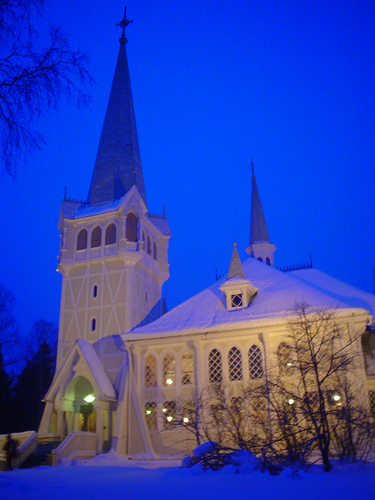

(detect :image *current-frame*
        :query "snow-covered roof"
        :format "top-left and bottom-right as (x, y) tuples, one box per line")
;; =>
(128, 258), (375, 338)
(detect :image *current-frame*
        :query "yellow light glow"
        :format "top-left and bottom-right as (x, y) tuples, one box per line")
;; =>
(288, 398), (294, 405)
(83, 394), (95, 403)
(146, 409), (152, 415)
(287, 362), (292, 367)
(183, 417), (189, 423)
(166, 378), (173, 385)
(333, 394), (341, 402)
(162, 408), (167, 413)
(166, 416), (173, 422)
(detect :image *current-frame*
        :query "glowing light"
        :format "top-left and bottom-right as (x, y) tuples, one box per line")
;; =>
(145, 409), (152, 415)
(162, 408), (167, 413)
(83, 394), (95, 403)
(286, 362), (292, 367)
(288, 398), (295, 405)
(166, 416), (173, 422)
(183, 417), (189, 423)
(333, 394), (341, 402)
(166, 378), (174, 385)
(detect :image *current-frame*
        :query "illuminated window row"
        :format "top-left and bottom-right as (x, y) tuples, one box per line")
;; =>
(144, 400), (195, 430)
(208, 345), (264, 384)
(144, 351), (194, 388)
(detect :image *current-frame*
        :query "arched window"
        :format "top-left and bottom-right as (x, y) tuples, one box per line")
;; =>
(105, 223), (116, 245)
(144, 354), (157, 387)
(228, 347), (243, 381)
(126, 212), (137, 242)
(248, 345), (263, 379)
(153, 241), (157, 260)
(91, 226), (102, 248)
(147, 235), (152, 255)
(145, 402), (157, 430)
(77, 229), (87, 250)
(181, 351), (194, 385)
(278, 342), (293, 376)
(163, 353), (175, 386)
(209, 349), (222, 383)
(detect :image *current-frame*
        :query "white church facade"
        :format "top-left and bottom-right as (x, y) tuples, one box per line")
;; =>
(38, 14), (375, 462)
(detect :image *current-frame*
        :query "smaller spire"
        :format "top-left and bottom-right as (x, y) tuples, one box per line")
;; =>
(227, 243), (245, 279)
(251, 156), (255, 180)
(116, 6), (133, 44)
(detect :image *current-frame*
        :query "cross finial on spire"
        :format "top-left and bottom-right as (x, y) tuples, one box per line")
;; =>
(251, 156), (256, 180)
(117, 6), (133, 44)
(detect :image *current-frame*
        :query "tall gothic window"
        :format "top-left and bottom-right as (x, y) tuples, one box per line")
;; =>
(77, 229), (88, 250)
(126, 212), (137, 242)
(228, 347), (243, 381)
(153, 241), (157, 260)
(248, 345), (263, 379)
(181, 351), (194, 385)
(163, 353), (175, 386)
(144, 354), (157, 387)
(105, 223), (116, 245)
(91, 226), (101, 248)
(278, 342), (293, 376)
(209, 349), (222, 384)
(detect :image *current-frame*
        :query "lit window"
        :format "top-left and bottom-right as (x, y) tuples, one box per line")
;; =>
(77, 229), (88, 250)
(105, 223), (116, 245)
(278, 342), (293, 376)
(91, 226), (102, 248)
(145, 355), (157, 387)
(145, 402), (157, 430)
(248, 345), (263, 379)
(162, 401), (176, 429)
(181, 351), (194, 385)
(231, 294), (243, 308)
(126, 212), (138, 242)
(163, 354), (175, 386)
(209, 349), (222, 384)
(228, 347), (243, 381)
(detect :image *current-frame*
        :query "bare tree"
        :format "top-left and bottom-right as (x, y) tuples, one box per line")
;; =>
(0, 0), (92, 177)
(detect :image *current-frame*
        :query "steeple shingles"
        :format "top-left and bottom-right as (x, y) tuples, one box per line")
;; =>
(88, 28), (146, 207)
(227, 243), (245, 279)
(250, 173), (270, 245)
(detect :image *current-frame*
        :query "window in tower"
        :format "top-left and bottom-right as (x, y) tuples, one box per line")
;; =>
(77, 229), (88, 250)
(153, 241), (157, 260)
(126, 212), (138, 242)
(92, 284), (98, 299)
(147, 235), (152, 255)
(91, 226), (102, 248)
(91, 317), (97, 332)
(105, 223), (116, 245)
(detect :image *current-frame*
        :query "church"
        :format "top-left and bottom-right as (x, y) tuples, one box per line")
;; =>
(38, 13), (375, 463)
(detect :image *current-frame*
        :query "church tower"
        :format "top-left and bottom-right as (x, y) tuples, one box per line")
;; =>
(55, 12), (170, 369)
(245, 160), (276, 265)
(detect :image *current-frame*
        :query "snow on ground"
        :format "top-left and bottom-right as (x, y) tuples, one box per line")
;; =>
(1, 455), (375, 500)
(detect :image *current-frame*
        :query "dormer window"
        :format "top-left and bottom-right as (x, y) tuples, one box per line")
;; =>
(231, 293), (243, 308)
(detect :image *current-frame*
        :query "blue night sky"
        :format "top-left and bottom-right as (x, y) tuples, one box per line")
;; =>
(1, 0), (374, 337)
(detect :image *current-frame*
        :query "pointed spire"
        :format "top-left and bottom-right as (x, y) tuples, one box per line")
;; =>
(250, 158), (270, 244)
(227, 243), (245, 279)
(88, 9), (147, 207)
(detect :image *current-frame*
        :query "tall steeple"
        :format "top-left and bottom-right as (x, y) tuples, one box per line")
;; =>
(88, 8), (147, 207)
(245, 159), (276, 266)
